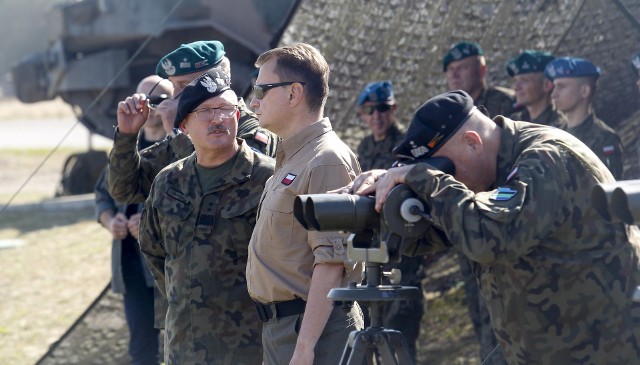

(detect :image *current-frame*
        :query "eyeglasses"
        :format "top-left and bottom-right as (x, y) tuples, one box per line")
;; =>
(147, 94), (169, 109)
(361, 103), (393, 115)
(191, 106), (238, 122)
(253, 81), (305, 99)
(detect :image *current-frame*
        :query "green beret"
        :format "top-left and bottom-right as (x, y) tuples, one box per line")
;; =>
(442, 41), (484, 72)
(156, 40), (225, 78)
(631, 51), (640, 76)
(506, 50), (555, 77)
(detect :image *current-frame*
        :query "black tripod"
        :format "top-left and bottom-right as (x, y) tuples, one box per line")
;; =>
(330, 262), (421, 365)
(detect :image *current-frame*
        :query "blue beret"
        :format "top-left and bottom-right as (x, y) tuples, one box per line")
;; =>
(631, 52), (640, 76)
(443, 42), (484, 72)
(506, 50), (555, 77)
(357, 81), (395, 106)
(544, 57), (601, 80)
(393, 90), (474, 162)
(174, 66), (231, 127)
(157, 40), (225, 78)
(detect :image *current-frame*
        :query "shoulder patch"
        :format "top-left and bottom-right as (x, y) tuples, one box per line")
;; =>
(603, 145), (615, 155)
(490, 186), (518, 201)
(282, 173), (297, 186)
(254, 130), (269, 145)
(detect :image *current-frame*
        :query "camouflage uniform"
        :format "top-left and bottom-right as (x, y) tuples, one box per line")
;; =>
(139, 139), (275, 365)
(108, 98), (277, 204)
(357, 123), (425, 360)
(475, 86), (515, 118)
(509, 105), (565, 128)
(356, 123), (404, 171)
(466, 84), (516, 363)
(404, 117), (640, 365)
(562, 113), (624, 179)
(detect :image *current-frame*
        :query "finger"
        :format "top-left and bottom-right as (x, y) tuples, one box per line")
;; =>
(326, 184), (352, 194)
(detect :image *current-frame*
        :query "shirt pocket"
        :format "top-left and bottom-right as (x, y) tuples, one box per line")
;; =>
(263, 191), (295, 249)
(219, 194), (259, 256)
(154, 188), (194, 256)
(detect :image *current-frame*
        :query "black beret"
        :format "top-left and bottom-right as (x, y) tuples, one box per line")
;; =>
(174, 66), (231, 128)
(393, 90), (474, 162)
(156, 40), (225, 78)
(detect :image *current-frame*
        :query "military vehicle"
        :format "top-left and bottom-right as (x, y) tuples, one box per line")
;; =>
(12, 0), (301, 139)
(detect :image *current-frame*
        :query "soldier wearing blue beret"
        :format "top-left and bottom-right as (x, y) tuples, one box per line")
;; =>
(356, 81), (402, 171)
(443, 41), (515, 119)
(546, 57), (624, 179)
(355, 80), (425, 361)
(506, 50), (564, 127)
(443, 41), (511, 365)
(342, 89), (640, 365)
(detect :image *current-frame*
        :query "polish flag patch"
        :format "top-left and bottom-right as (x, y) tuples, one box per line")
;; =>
(603, 145), (615, 155)
(282, 173), (297, 185)
(255, 130), (269, 144)
(506, 166), (519, 182)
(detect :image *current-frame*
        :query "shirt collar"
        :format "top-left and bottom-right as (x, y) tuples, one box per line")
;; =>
(277, 118), (333, 166)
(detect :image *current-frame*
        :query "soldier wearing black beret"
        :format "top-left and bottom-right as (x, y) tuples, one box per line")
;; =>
(138, 68), (275, 364)
(108, 40), (278, 207)
(506, 50), (564, 127)
(341, 90), (640, 365)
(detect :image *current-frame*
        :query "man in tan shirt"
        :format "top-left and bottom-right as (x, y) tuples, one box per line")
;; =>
(247, 43), (364, 364)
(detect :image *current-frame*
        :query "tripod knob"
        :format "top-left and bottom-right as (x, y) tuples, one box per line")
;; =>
(384, 268), (402, 285)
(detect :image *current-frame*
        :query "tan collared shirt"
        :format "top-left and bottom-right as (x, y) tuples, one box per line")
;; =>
(247, 118), (362, 303)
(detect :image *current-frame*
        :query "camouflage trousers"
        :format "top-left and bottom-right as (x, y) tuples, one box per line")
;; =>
(458, 253), (507, 365)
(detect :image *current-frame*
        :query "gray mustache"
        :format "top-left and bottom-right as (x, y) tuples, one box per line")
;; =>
(207, 125), (230, 134)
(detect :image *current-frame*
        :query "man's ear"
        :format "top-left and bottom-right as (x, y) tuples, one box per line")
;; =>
(178, 120), (188, 135)
(542, 78), (554, 93)
(580, 81), (592, 99)
(462, 130), (483, 152)
(289, 82), (305, 106)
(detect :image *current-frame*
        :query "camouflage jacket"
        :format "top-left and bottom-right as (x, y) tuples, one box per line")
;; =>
(356, 124), (405, 171)
(139, 140), (275, 365)
(108, 98), (277, 204)
(563, 113), (624, 179)
(509, 104), (565, 128)
(403, 117), (640, 364)
(475, 86), (516, 118)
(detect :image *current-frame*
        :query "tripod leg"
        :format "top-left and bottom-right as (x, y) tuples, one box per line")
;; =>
(340, 331), (374, 365)
(387, 331), (414, 365)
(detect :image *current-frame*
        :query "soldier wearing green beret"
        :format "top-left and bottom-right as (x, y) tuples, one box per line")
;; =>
(443, 41), (511, 365)
(137, 68), (275, 364)
(546, 57), (624, 179)
(444, 41), (515, 118)
(506, 50), (565, 127)
(355, 80), (425, 361)
(108, 40), (278, 205)
(344, 90), (640, 365)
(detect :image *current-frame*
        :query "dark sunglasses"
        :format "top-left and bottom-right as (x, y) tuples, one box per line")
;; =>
(253, 81), (305, 99)
(146, 94), (169, 109)
(360, 103), (393, 115)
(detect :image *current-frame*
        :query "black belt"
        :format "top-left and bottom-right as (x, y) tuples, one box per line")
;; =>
(254, 298), (306, 322)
